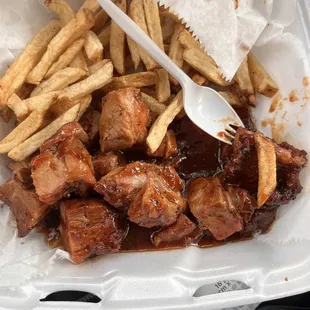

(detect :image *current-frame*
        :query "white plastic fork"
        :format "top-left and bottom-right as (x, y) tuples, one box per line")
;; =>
(98, 0), (244, 144)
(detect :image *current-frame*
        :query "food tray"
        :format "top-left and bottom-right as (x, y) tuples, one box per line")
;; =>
(0, 1), (310, 309)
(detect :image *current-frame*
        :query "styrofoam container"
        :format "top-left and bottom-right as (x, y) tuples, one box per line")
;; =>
(0, 1), (310, 309)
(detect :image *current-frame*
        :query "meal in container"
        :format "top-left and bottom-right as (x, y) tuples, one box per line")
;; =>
(0, 0), (307, 264)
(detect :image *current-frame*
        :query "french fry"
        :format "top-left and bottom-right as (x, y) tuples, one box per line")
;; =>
(70, 51), (89, 73)
(127, 37), (142, 70)
(183, 48), (233, 86)
(159, 6), (181, 23)
(0, 20), (61, 107)
(146, 91), (183, 153)
(88, 59), (111, 74)
(75, 95), (93, 120)
(218, 91), (243, 108)
(45, 38), (85, 79)
(177, 29), (200, 50)
(27, 9), (95, 85)
(143, 0), (164, 51)
(169, 24), (184, 68)
(162, 21), (175, 42)
(130, 0), (158, 71)
(97, 25), (111, 48)
(78, 0), (100, 14)
(45, 0), (90, 74)
(248, 53), (279, 98)
(8, 104), (80, 162)
(60, 60), (113, 99)
(6, 94), (28, 119)
(20, 92), (59, 120)
(103, 72), (155, 92)
(255, 133), (277, 207)
(45, 97), (76, 123)
(110, 0), (127, 75)
(192, 74), (207, 86)
(141, 93), (167, 115)
(84, 31), (104, 62)
(0, 94), (58, 153)
(31, 67), (87, 97)
(155, 69), (171, 103)
(92, 9), (110, 33)
(44, 0), (75, 26)
(235, 58), (255, 106)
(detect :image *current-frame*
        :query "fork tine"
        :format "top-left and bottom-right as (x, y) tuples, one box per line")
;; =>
(226, 124), (237, 134)
(224, 130), (235, 141)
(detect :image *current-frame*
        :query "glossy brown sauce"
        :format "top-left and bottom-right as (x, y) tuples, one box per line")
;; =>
(40, 107), (278, 252)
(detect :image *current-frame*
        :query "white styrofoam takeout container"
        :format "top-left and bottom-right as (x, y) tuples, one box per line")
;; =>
(0, 1), (310, 309)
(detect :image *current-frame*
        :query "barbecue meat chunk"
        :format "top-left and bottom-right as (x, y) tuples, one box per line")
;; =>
(128, 169), (186, 228)
(60, 199), (128, 264)
(79, 106), (101, 146)
(152, 214), (196, 246)
(32, 122), (96, 205)
(92, 152), (126, 180)
(94, 162), (184, 211)
(95, 162), (149, 209)
(188, 177), (243, 240)
(0, 179), (52, 237)
(100, 88), (149, 152)
(223, 128), (308, 206)
(147, 130), (178, 159)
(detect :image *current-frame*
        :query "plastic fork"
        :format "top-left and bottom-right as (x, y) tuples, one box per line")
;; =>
(98, 0), (244, 144)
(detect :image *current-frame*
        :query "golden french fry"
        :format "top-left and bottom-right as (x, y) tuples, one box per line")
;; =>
(141, 92), (166, 115)
(27, 9), (95, 85)
(0, 20), (61, 107)
(45, 38), (85, 79)
(169, 24), (184, 68)
(143, 0), (164, 51)
(92, 9), (110, 33)
(97, 25), (111, 48)
(8, 104), (80, 162)
(78, 0), (100, 14)
(235, 58), (255, 106)
(60, 60), (113, 99)
(70, 51), (89, 73)
(155, 69), (170, 103)
(127, 37), (142, 70)
(192, 74), (207, 86)
(6, 94), (27, 119)
(31, 67), (87, 97)
(45, 0), (90, 74)
(110, 0), (127, 75)
(20, 92), (59, 120)
(183, 48), (233, 86)
(103, 72), (155, 92)
(84, 31), (104, 63)
(248, 53), (279, 98)
(218, 91), (243, 108)
(75, 95), (93, 121)
(44, 0), (75, 26)
(88, 59), (111, 74)
(0, 94), (58, 153)
(130, 0), (158, 71)
(146, 91), (183, 153)
(177, 29), (200, 50)
(162, 21), (175, 42)
(159, 6), (181, 23)
(255, 133), (277, 207)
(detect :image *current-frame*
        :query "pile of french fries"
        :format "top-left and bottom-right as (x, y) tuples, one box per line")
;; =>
(0, 0), (279, 163)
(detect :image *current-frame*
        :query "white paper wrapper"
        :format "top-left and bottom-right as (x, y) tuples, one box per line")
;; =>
(0, 0), (309, 289)
(157, 0), (273, 80)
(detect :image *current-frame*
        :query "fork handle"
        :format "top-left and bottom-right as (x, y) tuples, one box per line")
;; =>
(98, 0), (190, 89)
